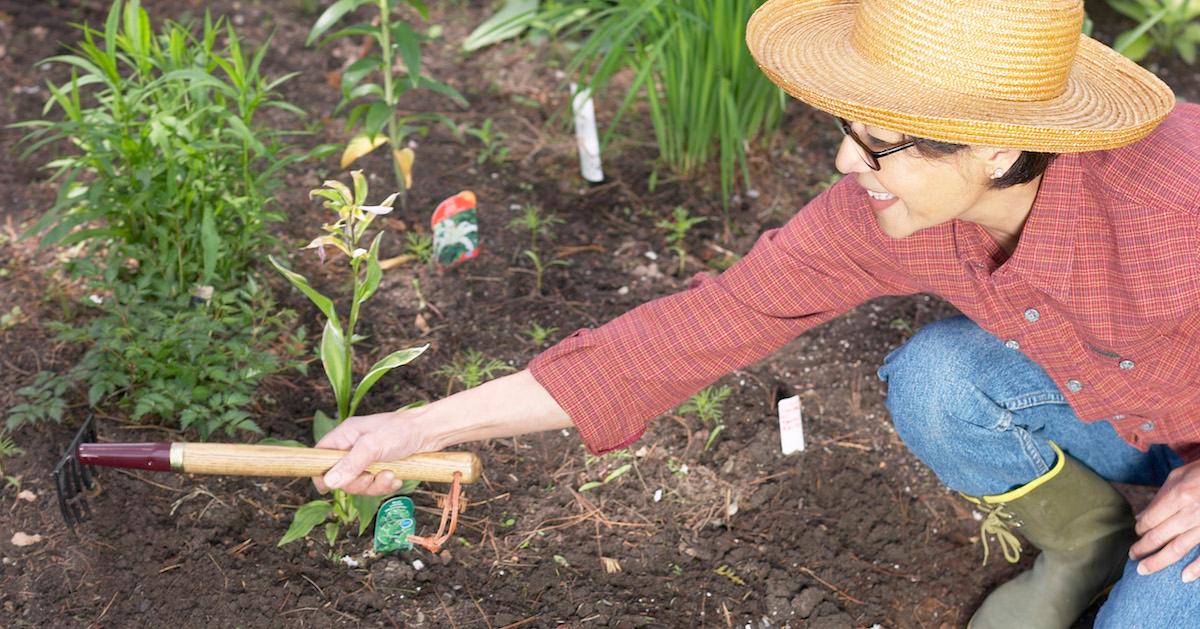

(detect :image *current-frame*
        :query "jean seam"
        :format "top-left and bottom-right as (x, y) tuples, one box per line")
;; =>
(1016, 427), (1052, 478)
(998, 391), (1067, 411)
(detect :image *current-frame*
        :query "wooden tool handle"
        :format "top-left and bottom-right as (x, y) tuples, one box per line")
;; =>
(177, 444), (481, 483)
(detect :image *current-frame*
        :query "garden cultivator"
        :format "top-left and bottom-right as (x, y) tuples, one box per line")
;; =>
(53, 415), (479, 534)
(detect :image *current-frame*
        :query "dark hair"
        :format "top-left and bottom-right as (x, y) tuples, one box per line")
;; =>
(911, 138), (1056, 189)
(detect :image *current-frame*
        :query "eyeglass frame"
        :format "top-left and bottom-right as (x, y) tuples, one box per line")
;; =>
(836, 117), (916, 170)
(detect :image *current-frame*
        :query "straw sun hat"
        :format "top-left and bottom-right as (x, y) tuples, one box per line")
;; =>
(746, 0), (1176, 152)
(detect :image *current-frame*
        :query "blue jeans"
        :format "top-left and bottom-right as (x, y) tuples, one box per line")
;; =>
(877, 315), (1198, 626)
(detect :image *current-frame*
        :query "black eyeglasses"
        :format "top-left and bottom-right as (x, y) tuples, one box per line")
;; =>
(836, 117), (916, 170)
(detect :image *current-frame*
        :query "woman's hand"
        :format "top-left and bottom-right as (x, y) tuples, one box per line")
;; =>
(1130, 459), (1200, 582)
(313, 408), (433, 496)
(311, 369), (574, 496)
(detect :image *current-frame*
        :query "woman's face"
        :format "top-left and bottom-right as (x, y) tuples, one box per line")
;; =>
(834, 120), (1018, 240)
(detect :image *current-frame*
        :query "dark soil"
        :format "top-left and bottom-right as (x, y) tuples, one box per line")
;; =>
(1, 1), (1195, 627)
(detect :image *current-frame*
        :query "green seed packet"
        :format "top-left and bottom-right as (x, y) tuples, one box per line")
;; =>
(374, 496), (416, 553)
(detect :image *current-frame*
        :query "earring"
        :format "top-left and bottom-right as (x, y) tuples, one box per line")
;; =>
(990, 167), (1006, 180)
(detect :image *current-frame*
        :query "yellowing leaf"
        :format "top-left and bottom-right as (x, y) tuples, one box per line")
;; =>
(395, 147), (415, 189)
(340, 134), (389, 169)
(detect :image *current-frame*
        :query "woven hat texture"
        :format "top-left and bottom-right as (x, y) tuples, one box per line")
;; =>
(746, 0), (1176, 152)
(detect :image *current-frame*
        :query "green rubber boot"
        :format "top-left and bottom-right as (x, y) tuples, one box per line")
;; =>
(967, 443), (1136, 629)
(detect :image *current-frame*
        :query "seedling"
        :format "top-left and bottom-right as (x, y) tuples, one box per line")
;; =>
(0, 435), (24, 478)
(679, 385), (732, 452)
(521, 250), (569, 298)
(404, 231), (434, 265)
(578, 463), (632, 492)
(0, 306), (23, 330)
(656, 206), (707, 276)
(521, 322), (559, 347)
(433, 348), (514, 395)
(579, 448), (634, 491)
(463, 118), (511, 165)
(508, 204), (568, 296)
(506, 204), (564, 251)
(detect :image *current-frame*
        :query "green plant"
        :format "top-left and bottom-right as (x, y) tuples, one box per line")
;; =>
(308, 0), (468, 193)
(432, 348), (514, 395)
(578, 448), (634, 491)
(507, 204), (567, 296)
(0, 306), (23, 330)
(656, 206), (707, 276)
(404, 230), (433, 264)
(0, 434), (24, 478)
(1108, 0), (1200, 63)
(271, 172), (428, 547)
(6, 371), (68, 432)
(536, 0), (784, 207)
(506, 204), (563, 251)
(679, 384), (731, 451)
(521, 322), (559, 347)
(521, 249), (570, 297)
(13, 0), (309, 298)
(15, 280), (300, 439)
(463, 117), (511, 164)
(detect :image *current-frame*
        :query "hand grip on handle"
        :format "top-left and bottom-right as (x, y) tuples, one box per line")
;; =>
(177, 444), (481, 483)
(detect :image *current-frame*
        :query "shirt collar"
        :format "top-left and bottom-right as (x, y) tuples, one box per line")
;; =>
(1003, 153), (1081, 298)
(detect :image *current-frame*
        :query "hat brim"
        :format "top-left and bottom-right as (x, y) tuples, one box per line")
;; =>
(747, 0), (1176, 152)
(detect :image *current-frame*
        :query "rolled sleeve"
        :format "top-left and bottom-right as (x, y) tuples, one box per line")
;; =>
(530, 180), (916, 454)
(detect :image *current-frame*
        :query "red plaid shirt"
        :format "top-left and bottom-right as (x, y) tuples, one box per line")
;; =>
(531, 103), (1200, 461)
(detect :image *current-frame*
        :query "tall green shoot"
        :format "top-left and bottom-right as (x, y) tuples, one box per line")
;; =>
(307, 0), (468, 196)
(271, 171), (428, 547)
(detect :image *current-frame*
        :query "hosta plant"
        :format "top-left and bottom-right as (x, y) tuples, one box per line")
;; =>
(270, 171), (428, 547)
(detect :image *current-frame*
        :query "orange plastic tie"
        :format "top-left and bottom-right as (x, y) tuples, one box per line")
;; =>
(409, 471), (462, 554)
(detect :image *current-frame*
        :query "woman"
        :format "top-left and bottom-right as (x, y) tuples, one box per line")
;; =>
(314, 0), (1200, 625)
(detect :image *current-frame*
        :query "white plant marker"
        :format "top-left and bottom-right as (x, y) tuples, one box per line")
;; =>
(570, 83), (604, 183)
(778, 395), (805, 455)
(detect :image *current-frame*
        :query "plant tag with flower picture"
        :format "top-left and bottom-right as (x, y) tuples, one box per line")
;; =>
(374, 496), (417, 553)
(778, 394), (805, 455)
(432, 191), (479, 267)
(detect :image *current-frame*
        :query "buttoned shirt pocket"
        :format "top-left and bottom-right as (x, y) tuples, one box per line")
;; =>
(1101, 334), (1200, 388)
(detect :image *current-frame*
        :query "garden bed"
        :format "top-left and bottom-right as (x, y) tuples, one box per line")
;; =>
(1, 1), (1196, 627)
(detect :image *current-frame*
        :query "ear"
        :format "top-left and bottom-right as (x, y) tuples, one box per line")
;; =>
(972, 146), (1023, 180)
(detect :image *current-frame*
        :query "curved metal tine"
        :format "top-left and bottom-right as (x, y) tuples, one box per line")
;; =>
(53, 415), (99, 532)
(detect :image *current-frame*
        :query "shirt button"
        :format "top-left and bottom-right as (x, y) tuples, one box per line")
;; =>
(1024, 308), (1040, 323)
(1141, 421), (1155, 432)
(1118, 359), (1135, 370)
(1004, 340), (1020, 350)
(1066, 379), (1083, 392)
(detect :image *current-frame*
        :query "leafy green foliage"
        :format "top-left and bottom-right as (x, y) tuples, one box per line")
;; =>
(13, 0), (309, 297)
(679, 384), (731, 451)
(6, 372), (68, 432)
(521, 322), (559, 347)
(404, 231), (434, 264)
(656, 206), (707, 276)
(1108, 0), (1200, 63)
(433, 348), (514, 395)
(272, 172), (428, 547)
(506, 204), (563, 251)
(463, 118), (511, 164)
(309, 0), (468, 191)
(507, 204), (567, 296)
(8, 280), (301, 439)
(578, 448), (634, 491)
(535, 0), (784, 206)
